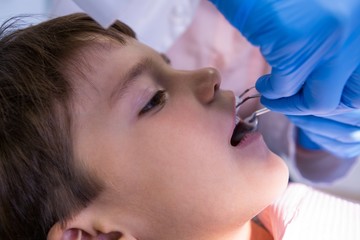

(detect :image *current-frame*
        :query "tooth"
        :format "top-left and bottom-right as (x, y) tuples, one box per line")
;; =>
(235, 116), (241, 125)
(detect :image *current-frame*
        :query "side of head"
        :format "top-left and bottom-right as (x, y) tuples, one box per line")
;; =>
(0, 13), (135, 239)
(0, 12), (289, 240)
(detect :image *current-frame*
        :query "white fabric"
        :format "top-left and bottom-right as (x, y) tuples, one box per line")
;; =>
(51, 0), (200, 52)
(258, 183), (360, 240)
(73, 0), (124, 28)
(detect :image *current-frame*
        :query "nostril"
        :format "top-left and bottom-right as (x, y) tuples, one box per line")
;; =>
(208, 67), (221, 89)
(192, 67), (221, 103)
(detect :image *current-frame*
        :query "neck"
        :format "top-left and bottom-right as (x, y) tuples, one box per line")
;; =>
(212, 220), (273, 240)
(249, 220), (273, 240)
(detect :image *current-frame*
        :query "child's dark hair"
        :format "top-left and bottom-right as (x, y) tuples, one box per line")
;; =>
(0, 13), (136, 239)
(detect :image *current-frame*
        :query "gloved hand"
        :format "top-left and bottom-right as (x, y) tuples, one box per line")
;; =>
(288, 110), (360, 158)
(209, 0), (360, 115)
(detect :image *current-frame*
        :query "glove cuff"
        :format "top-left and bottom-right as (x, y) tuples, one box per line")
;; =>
(297, 128), (322, 150)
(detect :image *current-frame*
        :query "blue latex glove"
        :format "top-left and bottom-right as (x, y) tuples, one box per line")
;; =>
(288, 111), (360, 158)
(210, 0), (360, 157)
(209, 0), (360, 115)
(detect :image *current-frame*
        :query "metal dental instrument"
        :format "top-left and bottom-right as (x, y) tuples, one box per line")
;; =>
(236, 86), (261, 108)
(243, 107), (270, 129)
(236, 86), (270, 131)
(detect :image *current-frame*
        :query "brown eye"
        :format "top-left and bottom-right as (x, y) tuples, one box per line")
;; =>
(140, 90), (167, 115)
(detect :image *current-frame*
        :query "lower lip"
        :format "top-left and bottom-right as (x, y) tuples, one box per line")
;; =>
(235, 132), (262, 149)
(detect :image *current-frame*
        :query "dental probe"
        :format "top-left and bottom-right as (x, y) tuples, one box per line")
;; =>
(231, 107), (270, 146)
(243, 107), (270, 131)
(232, 88), (271, 146)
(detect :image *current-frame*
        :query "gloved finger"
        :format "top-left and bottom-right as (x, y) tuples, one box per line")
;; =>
(255, 71), (305, 99)
(288, 115), (360, 143)
(260, 52), (357, 115)
(297, 128), (321, 150)
(342, 64), (360, 108)
(255, 16), (344, 100)
(299, 38), (360, 113)
(262, 97), (352, 117)
(255, 54), (316, 99)
(323, 110), (360, 127)
(301, 130), (360, 158)
(259, 94), (310, 116)
(260, 27), (360, 115)
(260, 95), (354, 116)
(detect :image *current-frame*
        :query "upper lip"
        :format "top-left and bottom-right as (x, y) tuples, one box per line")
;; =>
(232, 93), (238, 126)
(215, 90), (241, 145)
(229, 92), (238, 142)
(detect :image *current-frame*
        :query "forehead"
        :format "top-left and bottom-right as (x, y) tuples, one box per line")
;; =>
(69, 38), (151, 97)
(74, 37), (146, 76)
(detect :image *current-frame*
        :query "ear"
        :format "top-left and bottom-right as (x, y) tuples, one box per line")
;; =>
(47, 221), (136, 240)
(47, 224), (81, 240)
(47, 223), (125, 240)
(47, 202), (139, 240)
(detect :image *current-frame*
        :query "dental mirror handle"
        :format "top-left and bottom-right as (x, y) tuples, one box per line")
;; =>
(253, 107), (270, 117)
(243, 107), (270, 131)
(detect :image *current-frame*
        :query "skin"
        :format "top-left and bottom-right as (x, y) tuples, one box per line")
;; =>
(48, 37), (289, 240)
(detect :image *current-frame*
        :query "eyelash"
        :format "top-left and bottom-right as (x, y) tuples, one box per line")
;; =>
(139, 90), (167, 115)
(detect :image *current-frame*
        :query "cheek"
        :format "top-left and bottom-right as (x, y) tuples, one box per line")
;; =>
(126, 117), (246, 212)
(116, 106), (288, 232)
(133, 110), (232, 179)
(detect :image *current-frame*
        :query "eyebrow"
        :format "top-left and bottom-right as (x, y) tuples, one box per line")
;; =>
(109, 57), (154, 104)
(160, 53), (171, 65)
(109, 54), (171, 105)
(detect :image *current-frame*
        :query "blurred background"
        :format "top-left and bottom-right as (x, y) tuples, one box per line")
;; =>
(0, 0), (53, 24)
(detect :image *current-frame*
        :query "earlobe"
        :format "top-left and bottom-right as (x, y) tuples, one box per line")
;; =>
(47, 223), (82, 240)
(47, 223), (95, 240)
(47, 206), (136, 240)
(47, 223), (62, 240)
(48, 222), (131, 240)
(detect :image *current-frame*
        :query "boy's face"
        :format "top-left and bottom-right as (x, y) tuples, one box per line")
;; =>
(71, 38), (288, 238)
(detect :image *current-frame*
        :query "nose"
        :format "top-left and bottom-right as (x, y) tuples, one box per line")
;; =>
(190, 67), (221, 104)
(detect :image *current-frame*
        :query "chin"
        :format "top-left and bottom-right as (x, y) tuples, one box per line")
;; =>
(267, 151), (290, 201)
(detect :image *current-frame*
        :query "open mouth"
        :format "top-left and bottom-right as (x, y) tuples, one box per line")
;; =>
(230, 118), (254, 146)
(230, 93), (258, 146)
